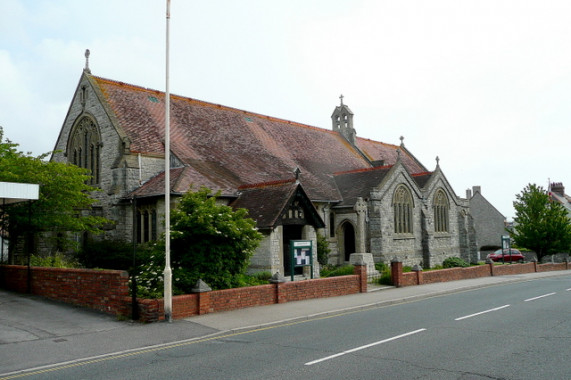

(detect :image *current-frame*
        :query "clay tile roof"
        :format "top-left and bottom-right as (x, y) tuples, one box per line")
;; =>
(91, 74), (428, 203)
(356, 138), (426, 174)
(230, 180), (298, 229)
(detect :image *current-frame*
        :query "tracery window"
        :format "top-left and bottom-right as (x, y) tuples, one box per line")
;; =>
(433, 189), (449, 233)
(68, 116), (101, 185)
(393, 185), (413, 234)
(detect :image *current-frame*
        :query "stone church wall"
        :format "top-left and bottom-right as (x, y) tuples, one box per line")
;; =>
(51, 75), (168, 247)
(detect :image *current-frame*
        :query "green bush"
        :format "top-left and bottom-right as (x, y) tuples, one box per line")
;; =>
(375, 262), (392, 285)
(78, 238), (136, 270)
(320, 264), (354, 277)
(170, 187), (263, 290)
(233, 271), (273, 287)
(442, 257), (469, 268)
(131, 243), (273, 298)
(30, 253), (79, 268)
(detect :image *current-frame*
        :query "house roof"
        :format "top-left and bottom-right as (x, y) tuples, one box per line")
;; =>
(90, 74), (427, 203)
(230, 179), (324, 230)
(551, 192), (571, 215)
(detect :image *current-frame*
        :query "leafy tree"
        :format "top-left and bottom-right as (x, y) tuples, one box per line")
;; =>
(169, 187), (263, 290)
(0, 127), (109, 260)
(512, 183), (571, 262)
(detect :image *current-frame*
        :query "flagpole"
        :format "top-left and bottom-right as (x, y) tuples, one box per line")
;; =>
(163, 0), (173, 322)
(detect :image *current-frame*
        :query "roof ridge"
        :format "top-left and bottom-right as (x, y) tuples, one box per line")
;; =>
(238, 178), (296, 190)
(412, 171), (433, 177)
(334, 165), (393, 176)
(91, 74), (342, 136)
(356, 137), (399, 149)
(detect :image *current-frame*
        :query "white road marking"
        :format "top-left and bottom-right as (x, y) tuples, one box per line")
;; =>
(304, 328), (427, 366)
(454, 305), (511, 321)
(524, 292), (556, 302)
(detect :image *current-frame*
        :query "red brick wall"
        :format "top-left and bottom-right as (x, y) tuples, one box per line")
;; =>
(0, 265), (130, 316)
(400, 272), (418, 286)
(493, 262), (534, 276)
(537, 262), (568, 272)
(279, 275), (360, 303)
(395, 261), (569, 287)
(136, 272), (365, 322)
(209, 284), (275, 313)
(5, 262), (568, 323)
(422, 265), (491, 284)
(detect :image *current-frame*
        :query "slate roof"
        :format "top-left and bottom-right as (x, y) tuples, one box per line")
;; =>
(333, 166), (393, 207)
(90, 74), (427, 204)
(411, 172), (434, 188)
(551, 192), (571, 216)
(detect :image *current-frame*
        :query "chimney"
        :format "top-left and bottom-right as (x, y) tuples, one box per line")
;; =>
(551, 182), (565, 196)
(472, 186), (481, 195)
(466, 189), (472, 199)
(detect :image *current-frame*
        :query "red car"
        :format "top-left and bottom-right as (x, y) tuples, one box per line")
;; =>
(486, 249), (525, 263)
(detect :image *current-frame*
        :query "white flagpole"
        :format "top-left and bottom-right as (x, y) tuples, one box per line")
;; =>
(163, 0), (173, 322)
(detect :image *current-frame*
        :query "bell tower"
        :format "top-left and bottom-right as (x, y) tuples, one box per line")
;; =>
(331, 94), (356, 145)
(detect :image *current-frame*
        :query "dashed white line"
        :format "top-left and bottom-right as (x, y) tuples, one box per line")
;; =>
(305, 328), (426, 366)
(524, 292), (556, 302)
(454, 305), (511, 321)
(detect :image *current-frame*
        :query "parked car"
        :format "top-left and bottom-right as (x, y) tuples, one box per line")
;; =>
(486, 249), (525, 263)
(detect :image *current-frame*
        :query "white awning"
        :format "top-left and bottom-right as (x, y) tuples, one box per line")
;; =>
(0, 182), (40, 205)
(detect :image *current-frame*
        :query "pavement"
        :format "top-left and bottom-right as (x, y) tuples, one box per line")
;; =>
(1, 270), (570, 376)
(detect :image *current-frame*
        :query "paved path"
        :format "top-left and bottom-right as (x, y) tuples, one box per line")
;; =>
(1, 270), (569, 375)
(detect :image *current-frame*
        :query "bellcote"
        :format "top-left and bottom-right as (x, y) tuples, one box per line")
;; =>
(331, 94), (356, 145)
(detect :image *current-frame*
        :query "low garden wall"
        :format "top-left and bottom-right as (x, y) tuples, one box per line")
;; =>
(0, 264), (367, 323)
(136, 267), (367, 322)
(393, 260), (570, 287)
(0, 265), (130, 316)
(2, 260), (569, 323)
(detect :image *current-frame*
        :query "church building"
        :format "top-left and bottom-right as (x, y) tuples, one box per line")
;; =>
(51, 61), (478, 277)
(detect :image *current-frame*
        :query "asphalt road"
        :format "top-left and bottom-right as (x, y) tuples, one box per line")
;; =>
(5, 274), (569, 380)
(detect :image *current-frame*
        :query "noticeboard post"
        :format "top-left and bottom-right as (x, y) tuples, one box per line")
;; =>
(501, 235), (511, 262)
(290, 240), (313, 281)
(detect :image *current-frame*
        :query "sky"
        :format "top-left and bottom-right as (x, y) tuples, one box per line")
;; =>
(1, 0), (570, 220)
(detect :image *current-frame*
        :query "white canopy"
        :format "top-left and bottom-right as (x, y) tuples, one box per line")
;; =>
(0, 181), (40, 205)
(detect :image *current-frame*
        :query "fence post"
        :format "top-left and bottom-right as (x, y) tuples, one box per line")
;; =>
(486, 258), (494, 276)
(412, 264), (423, 285)
(391, 258), (403, 288)
(353, 258), (368, 293)
(192, 279), (212, 315)
(531, 258), (538, 272)
(270, 272), (287, 304)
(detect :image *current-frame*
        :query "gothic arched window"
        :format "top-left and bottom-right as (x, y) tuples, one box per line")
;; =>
(136, 206), (157, 243)
(393, 185), (413, 234)
(433, 189), (449, 233)
(68, 116), (101, 185)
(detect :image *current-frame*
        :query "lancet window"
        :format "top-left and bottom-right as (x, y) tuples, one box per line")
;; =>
(393, 185), (413, 234)
(68, 116), (101, 185)
(433, 189), (450, 233)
